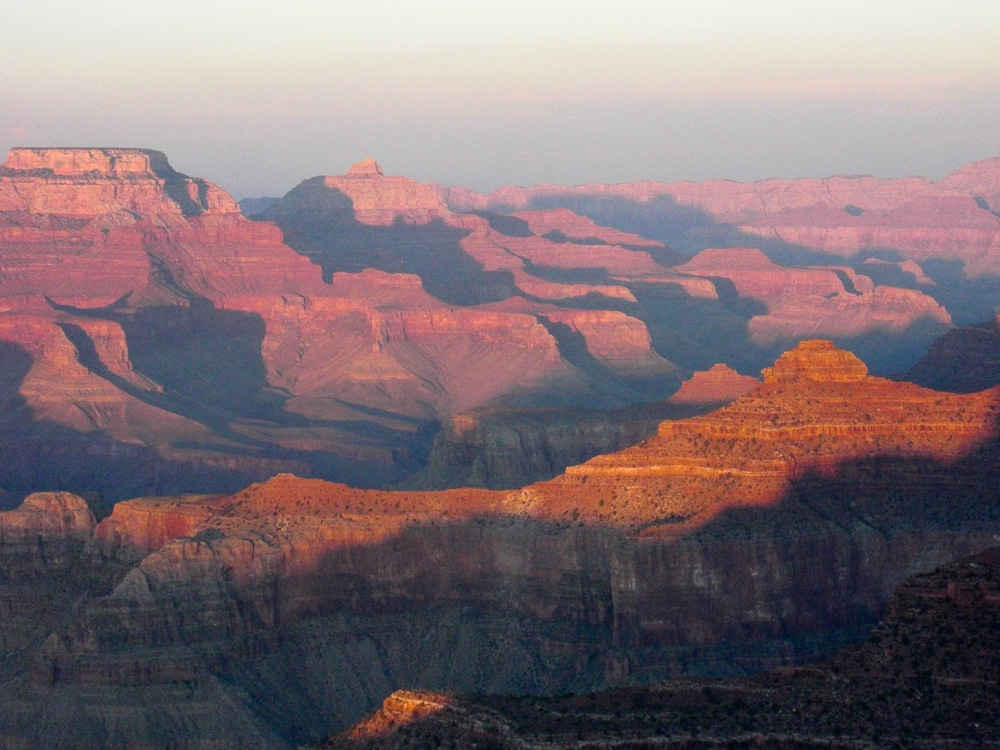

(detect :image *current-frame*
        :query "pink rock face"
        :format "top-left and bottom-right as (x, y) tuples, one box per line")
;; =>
(0, 492), (95, 539)
(676, 247), (951, 345)
(2, 149), (699, 498)
(512, 208), (663, 247)
(321, 159), (450, 226)
(3, 147), (171, 177)
(450, 156), (1000, 278)
(667, 364), (759, 405)
(937, 157), (1000, 210)
(0, 147), (239, 217)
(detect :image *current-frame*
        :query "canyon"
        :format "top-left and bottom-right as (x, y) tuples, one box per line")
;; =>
(446, 157), (1000, 325)
(2, 148), (1000, 748)
(2, 148), (988, 502)
(0, 340), (998, 748)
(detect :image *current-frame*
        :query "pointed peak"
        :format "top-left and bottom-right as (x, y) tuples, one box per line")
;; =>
(347, 158), (383, 177)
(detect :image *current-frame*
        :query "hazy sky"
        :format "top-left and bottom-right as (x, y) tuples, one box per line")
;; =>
(2, 1), (999, 198)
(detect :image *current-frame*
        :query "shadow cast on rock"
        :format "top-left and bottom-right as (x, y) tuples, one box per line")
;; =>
(263, 180), (517, 306)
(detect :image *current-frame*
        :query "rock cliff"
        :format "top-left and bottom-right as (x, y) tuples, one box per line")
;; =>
(901, 314), (1000, 392)
(323, 546), (1000, 749)
(414, 365), (758, 489)
(447, 158), (1000, 276)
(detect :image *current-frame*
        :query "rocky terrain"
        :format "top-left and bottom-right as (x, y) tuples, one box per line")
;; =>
(322, 546), (1000, 749)
(2, 148), (1000, 747)
(1, 341), (998, 748)
(0, 149), (690, 501)
(4, 148), (994, 502)
(447, 157), (1000, 325)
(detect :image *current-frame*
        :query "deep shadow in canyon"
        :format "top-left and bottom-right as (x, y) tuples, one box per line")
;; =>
(0, 340), (275, 516)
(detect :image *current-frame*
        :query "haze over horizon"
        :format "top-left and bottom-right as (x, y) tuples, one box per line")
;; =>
(2, 0), (999, 199)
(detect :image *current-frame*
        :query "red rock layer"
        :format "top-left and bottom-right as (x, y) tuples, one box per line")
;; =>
(98, 341), (999, 554)
(551, 340), (997, 533)
(666, 363), (759, 404)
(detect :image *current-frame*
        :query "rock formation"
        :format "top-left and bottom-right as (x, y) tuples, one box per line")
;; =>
(445, 156), (1000, 327)
(446, 158), (1000, 276)
(319, 158), (451, 226)
(3, 147), (976, 501)
(901, 314), (1000, 392)
(666, 363), (759, 404)
(323, 546), (1000, 749)
(414, 365), (758, 489)
(2, 342), (998, 748)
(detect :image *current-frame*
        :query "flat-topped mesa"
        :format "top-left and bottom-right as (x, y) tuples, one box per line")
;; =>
(1, 147), (171, 178)
(0, 147), (238, 216)
(762, 339), (868, 384)
(0, 492), (96, 539)
(322, 158), (450, 226)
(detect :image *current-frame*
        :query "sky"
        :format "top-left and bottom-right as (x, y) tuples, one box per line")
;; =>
(2, 0), (999, 199)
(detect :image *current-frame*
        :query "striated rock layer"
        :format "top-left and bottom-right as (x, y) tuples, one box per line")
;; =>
(323, 546), (1000, 749)
(2, 342), (999, 748)
(447, 157), (1000, 278)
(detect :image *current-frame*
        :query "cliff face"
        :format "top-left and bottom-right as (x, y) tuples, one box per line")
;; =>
(414, 365), (758, 489)
(2, 342), (999, 749)
(326, 546), (1000, 749)
(675, 247), (951, 367)
(4, 148), (976, 501)
(448, 158), (1000, 276)
(901, 314), (1000, 393)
